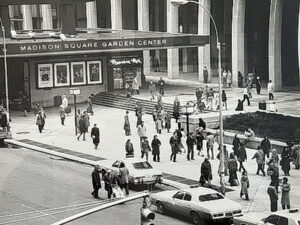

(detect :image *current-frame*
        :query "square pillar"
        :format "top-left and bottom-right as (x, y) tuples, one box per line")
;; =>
(86, 1), (98, 32)
(40, 4), (53, 30)
(0, 6), (11, 38)
(61, 3), (76, 35)
(21, 5), (33, 30)
(269, 0), (283, 91)
(167, 0), (179, 79)
(111, 0), (122, 29)
(182, 48), (194, 73)
(138, 0), (150, 76)
(198, 0), (211, 83)
(232, 0), (246, 87)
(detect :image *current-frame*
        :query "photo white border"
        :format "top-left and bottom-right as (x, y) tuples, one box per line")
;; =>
(54, 63), (70, 87)
(70, 62), (86, 86)
(87, 61), (102, 84)
(37, 64), (53, 88)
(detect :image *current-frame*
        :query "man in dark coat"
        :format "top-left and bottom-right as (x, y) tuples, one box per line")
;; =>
(267, 182), (278, 212)
(238, 143), (247, 172)
(91, 165), (101, 198)
(261, 136), (271, 158)
(169, 133), (178, 162)
(186, 132), (196, 160)
(91, 123), (100, 149)
(151, 135), (161, 162)
(200, 158), (212, 186)
(157, 77), (165, 96)
(199, 118), (206, 130)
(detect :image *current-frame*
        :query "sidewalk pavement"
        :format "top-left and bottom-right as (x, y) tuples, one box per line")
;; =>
(5, 84), (300, 213)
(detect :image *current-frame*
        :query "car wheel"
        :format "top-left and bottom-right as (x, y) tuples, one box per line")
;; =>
(156, 201), (166, 214)
(191, 211), (202, 225)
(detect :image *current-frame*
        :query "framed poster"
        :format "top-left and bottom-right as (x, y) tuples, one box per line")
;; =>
(54, 63), (70, 87)
(37, 64), (53, 88)
(87, 61), (102, 84)
(71, 62), (86, 85)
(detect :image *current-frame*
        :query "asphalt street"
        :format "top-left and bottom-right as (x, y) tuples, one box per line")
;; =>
(0, 147), (191, 225)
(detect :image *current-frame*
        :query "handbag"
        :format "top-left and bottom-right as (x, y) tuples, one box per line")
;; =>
(65, 106), (71, 114)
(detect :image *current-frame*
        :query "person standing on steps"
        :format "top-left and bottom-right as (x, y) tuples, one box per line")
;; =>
(157, 76), (165, 96)
(268, 80), (275, 100)
(91, 123), (100, 150)
(91, 165), (101, 199)
(123, 111), (131, 136)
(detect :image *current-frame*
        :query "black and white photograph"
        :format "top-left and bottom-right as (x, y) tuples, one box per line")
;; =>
(1, 1), (300, 225)
(87, 61), (102, 84)
(37, 63), (53, 88)
(54, 63), (70, 87)
(71, 62), (86, 85)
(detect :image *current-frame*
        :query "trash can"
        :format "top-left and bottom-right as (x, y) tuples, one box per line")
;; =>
(54, 95), (62, 107)
(258, 100), (266, 110)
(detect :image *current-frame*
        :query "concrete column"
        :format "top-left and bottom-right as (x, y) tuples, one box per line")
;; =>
(138, 0), (150, 76)
(167, 0), (179, 79)
(86, 1), (98, 32)
(111, 0), (122, 29)
(232, 0), (246, 87)
(198, 0), (211, 83)
(182, 48), (194, 73)
(40, 4), (53, 30)
(21, 5), (33, 30)
(269, 0), (283, 90)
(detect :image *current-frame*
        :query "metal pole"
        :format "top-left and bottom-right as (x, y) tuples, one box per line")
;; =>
(74, 95), (77, 135)
(0, 18), (9, 127)
(186, 113), (189, 135)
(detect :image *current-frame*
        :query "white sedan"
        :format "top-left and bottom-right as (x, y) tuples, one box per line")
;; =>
(150, 186), (243, 224)
(100, 158), (163, 185)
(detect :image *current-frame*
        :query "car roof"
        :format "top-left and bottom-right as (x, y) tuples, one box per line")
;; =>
(181, 187), (219, 195)
(275, 210), (300, 221)
(117, 158), (150, 164)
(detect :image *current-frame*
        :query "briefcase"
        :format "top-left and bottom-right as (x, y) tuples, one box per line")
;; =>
(65, 107), (71, 114)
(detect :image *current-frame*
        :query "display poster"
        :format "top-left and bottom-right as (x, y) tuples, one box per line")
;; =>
(37, 64), (53, 88)
(54, 63), (70, 87)
(71, 62), (86, 85)
(87, 61), (102, 84)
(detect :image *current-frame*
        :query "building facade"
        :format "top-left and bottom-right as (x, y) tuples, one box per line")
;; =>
(0, 0), (299, 107)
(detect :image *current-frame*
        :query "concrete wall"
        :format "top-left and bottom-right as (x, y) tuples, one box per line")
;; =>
(29, 57), (108, 108)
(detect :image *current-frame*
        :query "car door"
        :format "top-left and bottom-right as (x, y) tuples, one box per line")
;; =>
(178, 193), (193, 216)
(169, 191), (185, 214)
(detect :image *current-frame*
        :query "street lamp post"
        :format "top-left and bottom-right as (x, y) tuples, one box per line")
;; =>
(69, 88), (81, 135)
(0, 17), (9, 127)
(171, 0), (224, 194)
(181, 102), (194, 135)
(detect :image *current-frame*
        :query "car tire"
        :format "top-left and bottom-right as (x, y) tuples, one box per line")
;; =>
(191, 211), (202, 225)
(156, 201), (166, 214)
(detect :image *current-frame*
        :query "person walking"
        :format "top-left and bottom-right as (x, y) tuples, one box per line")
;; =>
(148, 81), (156, 101)
(267, 159), (280, 192)
(39, 108), (46, 130)
(222, 90), (227, 110)
(87, 96), (94, 116)
(125, 139), (134, 157)
(196, 88), (203, 110)
(135, 102), (143, 128)
(123, 111), (131, 136)
(240, 171), (250, 200)
(36, 111), (44, 133)
(267, 182), (278, 212)
(207, 88), (214, 110)
(271, 148), (279, 165)
(280, 147), (291, 176)
(242, 87), (250, 106)
(119, 162), (129, 196)
(157, 77), (165, 96)
(137, 121), (146, 144)
(164, 111), (171, 133)
(238, 143), (247, 172)
(281, 177), (291, 210)
(200, 158), (212, 187)
(227, 70), (232, 88)
(155, 118), (162, 134)
(173, 96), (180, 123)
(186, 132), (196, 161)
(77, 114), (88, 141)
(141, 136), (151, 161)
(228, 153), (238, 186)
(91, 165), (101, 198)
(256, 76), (261, 94)
(195, 128), (205, 156)
(151, 135), (161, 162)
(59, 105), (66, 125)
(206, 132), (215, 160)
(203, 66), (209, 83)
(252, 146), (266, 176)
(104, 170), (113, 199)
(232, 134), (240, 157)
(268, 80), (275, 100)
(217, 146), (229, 176)
(222, 70), (227, 88)
(292, 141), (300, 169)
(91, 123), (100, 149)
(261, 136), (271, 158)
(132, 76), (140, 95)
(169, 133), (178, 162)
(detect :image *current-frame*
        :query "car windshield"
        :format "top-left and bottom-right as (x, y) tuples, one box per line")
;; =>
(132, 161), (153, 169)
(198, 193), (224, 202)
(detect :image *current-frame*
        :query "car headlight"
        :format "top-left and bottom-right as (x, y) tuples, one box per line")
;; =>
(134, 176), (145, 184)
(212, 213), (224, 218)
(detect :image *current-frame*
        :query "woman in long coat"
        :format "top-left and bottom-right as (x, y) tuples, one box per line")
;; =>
(125, 139), (134, 157)
(77, 114), (88, 141)
(240, 171), (250, 200)
(281, 177), (291, 209)
(151, 135), (161, 162)
(232, 134), (240, 156)
(164, 111), (171, 133)
(280, 147), (291, 176)
(123, 111), (131, 136)
(200, 158), (212, 186)
(228, 153), (238, 186)
(173, 97), (180, 123)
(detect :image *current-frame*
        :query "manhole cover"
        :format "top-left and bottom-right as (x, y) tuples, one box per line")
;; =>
(16, 131), (31, 134)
